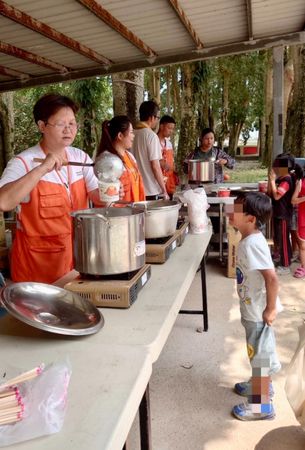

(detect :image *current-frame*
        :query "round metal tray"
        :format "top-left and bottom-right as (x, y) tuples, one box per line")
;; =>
(0, 282), (104, 336)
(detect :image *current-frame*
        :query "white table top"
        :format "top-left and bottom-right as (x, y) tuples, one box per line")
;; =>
(56, 228), (212, 363)
(0, 328), (151, 450)
(207, 196), (235, 205)
(0, 229), (212, 449)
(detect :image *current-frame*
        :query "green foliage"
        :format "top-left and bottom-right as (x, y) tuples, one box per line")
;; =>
(12, 78), (112, 156)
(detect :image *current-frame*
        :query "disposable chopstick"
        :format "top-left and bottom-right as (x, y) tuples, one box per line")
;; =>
(0, 387), (18, 398)
(0, 395), (21, 408)
(33, 157), (94, 167)
(0, 364), (44, 390)
(0, 414), (22, 425)
(0, 405), (23, 417)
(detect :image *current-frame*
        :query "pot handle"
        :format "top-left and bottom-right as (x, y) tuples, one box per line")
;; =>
(74, 212), (110, 226)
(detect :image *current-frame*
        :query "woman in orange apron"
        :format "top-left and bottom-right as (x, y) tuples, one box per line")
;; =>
(96, 116), (145, 202)
(0, 93), (101, 284)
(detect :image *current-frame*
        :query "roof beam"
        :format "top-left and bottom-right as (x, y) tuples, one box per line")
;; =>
(0, 41), (69, 73)
(1, 30), (304, 93)
(76, 0), (157, 58)
(168, 0), (204, 50)
(245, 0), (254, 40)
(0, 65), (30, 80)
(0, 0), (112, 65)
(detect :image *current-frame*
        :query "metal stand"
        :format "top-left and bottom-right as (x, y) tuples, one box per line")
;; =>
(139, 384), (152, 450)
(179, 251), (208, 331)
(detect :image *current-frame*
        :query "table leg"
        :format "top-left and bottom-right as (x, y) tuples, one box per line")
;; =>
(219, 203), (223, 262)
(179, 251), (208, 331)
(139, 384), (152, 450)
(200, 253), (208, 331)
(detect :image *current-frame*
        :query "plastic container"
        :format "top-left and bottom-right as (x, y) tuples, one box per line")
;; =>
(217, 188), (230, 197)
(98, 179), (120, 202)
(258, 181), (268, 193)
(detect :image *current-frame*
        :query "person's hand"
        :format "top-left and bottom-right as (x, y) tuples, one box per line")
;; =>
(217, 158), (227, 166)
(162, 192), (170, 200)
(263, 306), (277, 326)
(40, 153), (66, 174)
(119, 181), (127, 200)
(268, 169), (276, 182)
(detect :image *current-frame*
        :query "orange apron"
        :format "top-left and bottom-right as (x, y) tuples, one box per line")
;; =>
(120, 152), (145, 202)
(11, 159), (89, 283)
(161, 144), (176, 195)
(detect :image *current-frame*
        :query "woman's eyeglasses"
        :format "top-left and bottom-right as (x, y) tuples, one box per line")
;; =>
(46, 122), (80, 131)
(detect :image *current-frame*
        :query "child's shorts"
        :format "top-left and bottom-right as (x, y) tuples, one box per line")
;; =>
(298, 227), (305, 241)
(241, 318), (281, 375)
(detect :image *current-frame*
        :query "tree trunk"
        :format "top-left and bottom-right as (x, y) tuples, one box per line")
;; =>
(0, 92), (14, 173)
(284, 45), (305, 156)
(261, 50), (273, 167)
(228, 122), (243, 155)
(112, 70), (144, 125)
(177, 63), (197, 175)
(219, 70), (229, 148)
(283, 48), (294, 133)
(166, 66), (171, 114)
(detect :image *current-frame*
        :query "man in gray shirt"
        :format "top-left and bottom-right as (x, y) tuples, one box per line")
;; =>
(132, 101), (169, 200)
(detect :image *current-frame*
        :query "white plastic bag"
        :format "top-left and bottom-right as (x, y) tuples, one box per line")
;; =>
(176, 188), (210, 234)
(285, 323), (305, 429)
(0, 359), (72, 447)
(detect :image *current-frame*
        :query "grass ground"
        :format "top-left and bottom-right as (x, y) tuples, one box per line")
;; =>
(225, 159), (268, 183)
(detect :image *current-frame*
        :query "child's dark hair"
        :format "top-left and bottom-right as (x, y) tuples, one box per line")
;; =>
(235, 191), (272, 230)
(272, 152), (295, 172)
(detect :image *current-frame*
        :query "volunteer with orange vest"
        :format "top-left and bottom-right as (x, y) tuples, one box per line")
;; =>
(96, 115), (145, 203)
(0, 93), (102, 284)
(157, 115), (178, 199)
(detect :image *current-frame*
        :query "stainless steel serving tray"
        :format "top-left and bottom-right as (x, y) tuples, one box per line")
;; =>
(0, 282), (104, 336)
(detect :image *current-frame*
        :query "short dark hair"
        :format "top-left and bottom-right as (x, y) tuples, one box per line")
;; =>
(201, 128), (215, 139)
(160, 115), (176, 125)
(235, 191), (272, 230)
(272, 152), (295, 171)
(139, 101), (159, 121)
(33, 93), (79, 124)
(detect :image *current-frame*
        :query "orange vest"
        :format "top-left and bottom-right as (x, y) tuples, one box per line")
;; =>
(11, 159), (89, 283)
(120, 152), (145, 202)
(161, 143), (176, 195)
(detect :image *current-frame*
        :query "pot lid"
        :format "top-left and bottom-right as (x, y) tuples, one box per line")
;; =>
(0, 283), (104, 336)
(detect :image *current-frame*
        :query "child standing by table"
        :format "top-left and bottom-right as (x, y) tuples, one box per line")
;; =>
(227, 192), (281, 420)
(268, 153), (296, 275)
(291, 164), (305, 278)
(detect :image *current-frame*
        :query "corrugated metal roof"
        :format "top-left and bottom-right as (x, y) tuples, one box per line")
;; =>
(0, 0), (304, 92)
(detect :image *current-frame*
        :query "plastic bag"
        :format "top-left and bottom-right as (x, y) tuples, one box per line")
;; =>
(0, 359), (71, 447)
(285, 323), (305, 429)
(175, 188), (210, 234)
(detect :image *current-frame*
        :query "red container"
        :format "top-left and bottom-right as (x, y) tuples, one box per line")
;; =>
(217, 188), (230, 197)
(258, 181), (268, 193)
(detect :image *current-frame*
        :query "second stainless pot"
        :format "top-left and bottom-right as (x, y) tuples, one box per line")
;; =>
(134, 200), (181, 238)
(188, 160), (215, 182)
(71, 207), (145, 276)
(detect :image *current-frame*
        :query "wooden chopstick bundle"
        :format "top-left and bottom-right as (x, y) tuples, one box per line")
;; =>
(0, 364), (44, 426)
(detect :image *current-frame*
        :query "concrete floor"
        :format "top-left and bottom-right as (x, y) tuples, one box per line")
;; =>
(127, 253), (305, 450)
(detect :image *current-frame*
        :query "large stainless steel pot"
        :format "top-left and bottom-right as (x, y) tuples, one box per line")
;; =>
(188, 160), (215, 182)
(134, 200), (181, 238)
(71, 207), (145, 276)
